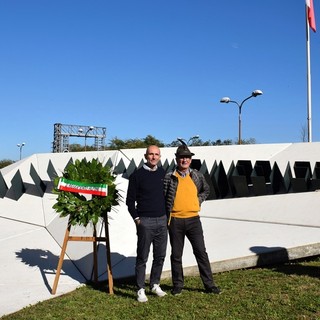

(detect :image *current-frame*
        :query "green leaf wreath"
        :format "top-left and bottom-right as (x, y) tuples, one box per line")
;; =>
(53, 158), (121, 227)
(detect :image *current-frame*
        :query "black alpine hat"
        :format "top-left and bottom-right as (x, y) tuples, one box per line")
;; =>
(175, 145), (195, 157)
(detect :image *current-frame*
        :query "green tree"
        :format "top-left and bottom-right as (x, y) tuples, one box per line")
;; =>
(143, 135), (165, 147)
(241, 138), (256, 144)
(0, 159), (15, 169)
(63, 135), (256, 153)
(212, 139), (233, 145)
(108, 135), (164, 149)
(68, 144), (84, 152)
(166, 140), (180, 147)
(167, 138), (242, 146)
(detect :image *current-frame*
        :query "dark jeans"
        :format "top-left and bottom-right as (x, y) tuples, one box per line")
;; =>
(169, 216), (214, 290)
(136, 215), (168, 289)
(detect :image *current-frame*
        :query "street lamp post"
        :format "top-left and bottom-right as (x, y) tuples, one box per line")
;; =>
(177, 135), (200, 146)
(220, 90), (263, 145)
(84, 126), (94, 151)
(187, 135), (200, 145)
(17, 142), (25, 160)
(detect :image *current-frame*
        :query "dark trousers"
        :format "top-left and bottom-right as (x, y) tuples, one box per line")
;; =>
(169, 216), (214, 290)
(136, 215), (168, 289)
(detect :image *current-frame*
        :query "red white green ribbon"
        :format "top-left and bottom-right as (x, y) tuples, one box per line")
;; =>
(57, 178), (108, 196)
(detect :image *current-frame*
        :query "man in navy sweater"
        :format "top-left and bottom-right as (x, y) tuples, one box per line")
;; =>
(126, 145), (168, 302)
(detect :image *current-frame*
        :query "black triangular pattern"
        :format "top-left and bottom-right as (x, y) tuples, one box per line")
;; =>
(283, 162), (293, 193)
(166, 159), (176, 173)
(114, 158), (126, 175)
(190, 159), (201, 170)
(204, 172), (217, 200)
(30, 163), (46, 197)
(312, 161), (320, 179)
(64, 157), (74, 171)
(294, 161), (311, 178)
(270, 162), (285, 194)
(47, 160), (58, 181)
(0, 171), (8, 198)
(1, 157), (320, 201)
(251, 167), (268, 196)
(251, 160), (272, 196)
(161, 159), (169, 172)
(138, 159), (144, 169)
(236, 160), (253, 185)
(291, 161), (311, 193)
(227, 161), (236, 197)
(199, 160), (209, 175)
(231, 165), (249, 198)
(9, 170), (26, 201)
(215, 161), (230, 199)
(209, 160), (217, 178)
(105, 158), (113, 168)
(123, 159), (137, 179)
(255, 160), (272, 183)
(311, 162), (320, 191)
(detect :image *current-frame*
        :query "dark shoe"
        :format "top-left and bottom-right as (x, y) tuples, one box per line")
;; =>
(205, 286), (221, 294)
(171, 287), (182, 296)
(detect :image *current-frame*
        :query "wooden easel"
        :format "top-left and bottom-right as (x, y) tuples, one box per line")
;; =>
(52, 215), (114, 295)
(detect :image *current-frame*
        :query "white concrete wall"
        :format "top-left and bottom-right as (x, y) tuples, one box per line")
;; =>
(1, 142), (320, 316)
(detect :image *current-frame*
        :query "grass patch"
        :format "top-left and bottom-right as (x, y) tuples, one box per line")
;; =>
(2, 257), (320, 320)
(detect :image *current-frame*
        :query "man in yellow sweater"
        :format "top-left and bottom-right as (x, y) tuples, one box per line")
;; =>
(163, 144), (221, 296)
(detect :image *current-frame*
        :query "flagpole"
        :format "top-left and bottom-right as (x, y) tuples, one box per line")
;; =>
(306, 3), (312, 142)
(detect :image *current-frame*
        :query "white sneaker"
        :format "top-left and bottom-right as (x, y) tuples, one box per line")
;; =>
(151, 284), (167, 297)
(137, 288), (148, 302)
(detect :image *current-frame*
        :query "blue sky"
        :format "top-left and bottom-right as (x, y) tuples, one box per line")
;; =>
(1, 0), (320, 160)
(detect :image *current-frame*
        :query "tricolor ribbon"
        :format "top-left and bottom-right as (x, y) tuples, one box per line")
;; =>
(57, 178), (108, 196)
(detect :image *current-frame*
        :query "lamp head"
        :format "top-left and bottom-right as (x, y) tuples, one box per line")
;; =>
(252, 90), (263, 97)
(89, 126), (94, 130)
(220, 97), (231, 103)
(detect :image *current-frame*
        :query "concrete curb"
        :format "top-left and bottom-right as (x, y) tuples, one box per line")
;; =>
(160, 243), (320, 279)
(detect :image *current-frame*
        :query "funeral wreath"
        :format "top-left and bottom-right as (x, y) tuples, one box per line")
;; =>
(53, 158), (121, 227)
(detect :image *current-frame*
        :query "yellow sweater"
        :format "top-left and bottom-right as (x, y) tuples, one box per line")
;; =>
(171, 173), (200, 218)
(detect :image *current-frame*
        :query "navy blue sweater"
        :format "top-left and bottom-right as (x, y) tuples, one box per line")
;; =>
(126, 166), (166, 220)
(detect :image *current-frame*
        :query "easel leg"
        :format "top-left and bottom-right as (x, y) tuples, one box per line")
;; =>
(93, 225), (98, 283)
(104, 216), (114, 294)
(52, 224), (71, 294)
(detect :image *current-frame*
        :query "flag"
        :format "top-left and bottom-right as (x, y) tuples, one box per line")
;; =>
(306, 0), (316, 32)
(57, 178), (108, 196)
